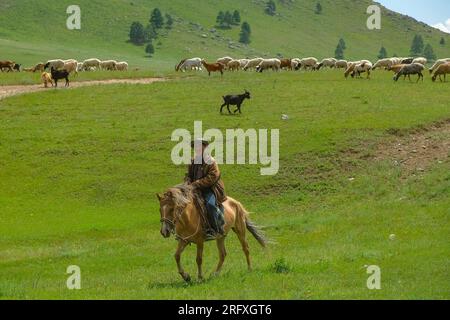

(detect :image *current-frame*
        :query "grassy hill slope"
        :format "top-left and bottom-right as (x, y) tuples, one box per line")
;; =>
(0, 0), (449, 70)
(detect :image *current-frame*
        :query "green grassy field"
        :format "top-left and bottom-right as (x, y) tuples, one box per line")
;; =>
(0, 70), (449, 299)
(0, 0), (449, 71)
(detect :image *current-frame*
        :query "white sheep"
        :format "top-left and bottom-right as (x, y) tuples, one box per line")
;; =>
(116, 62), (129, 71)
(100, 60), (118, 71)
(216, 56), (234, 66)
(317, 58), (337, 69)
(243, 58), (264, 71)
(412, 57), (427, 65)
(335, 60), (348, 69)
(44, 59), (65, 70)
(295, 57), (318, 70)
(82, 58), (101, 71)
(256, 58), (281, 72)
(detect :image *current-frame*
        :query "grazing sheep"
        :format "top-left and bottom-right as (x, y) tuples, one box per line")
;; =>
(280, 58), (292, 70)
(63, 60), (78, 75)
(116, 62), (129, 71)
(431, 62), (450, 82)
(41, 72), (54, 88)
(226, 60), (241, 71)
(256, 59), (281, 72)
(335, 60), (348, 69)
(394, 63), (425, 82)
(351, 61), (373, 79)
(77, 62), (84, 72)
(82, 58), (101, 71)
(291, 58), (301, 69)
(243, 58), (264, 71)
(317, 58), (337, 70)
(175, 58), (203, 72)
(238, 59), (250, 69)
(401, 57), (414, 64)
(44, 59), (65, 71)
(412, 57), (427, 65)
(220, 90), (251, 114)
(100, 60), (117, 71)
(372, 58), (395, 70)
(295, 57), (318, 71)
(344, 60), (363, 78)
(32, 63), (46, 73)
(387, 64), (411, 80)
(50, 67), (70, 87)
(216, 56), (234, 66)
(429, 58), (450, 74)
(0, 60), (16, 72)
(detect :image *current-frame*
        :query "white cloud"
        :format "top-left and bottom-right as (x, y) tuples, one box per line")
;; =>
(432, 18), (450, 34)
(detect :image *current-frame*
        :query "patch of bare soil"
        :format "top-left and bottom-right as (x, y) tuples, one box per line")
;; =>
(373, 119), (450, 176)
(0, 78), (165, 100)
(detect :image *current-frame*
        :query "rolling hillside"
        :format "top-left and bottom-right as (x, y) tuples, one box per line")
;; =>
(0, 0), (449, 70)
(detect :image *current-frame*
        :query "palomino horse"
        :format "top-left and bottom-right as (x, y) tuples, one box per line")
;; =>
(157, 184), (267, 282)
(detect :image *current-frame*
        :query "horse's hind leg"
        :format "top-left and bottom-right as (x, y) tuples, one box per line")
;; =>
(214, 237), (227, 275)
(175, 240), (191, 282)
(235, 227), (252, 271)
(196, 242), (204, 281)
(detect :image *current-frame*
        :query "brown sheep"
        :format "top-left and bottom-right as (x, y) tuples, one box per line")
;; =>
(431, 63), (450, 82)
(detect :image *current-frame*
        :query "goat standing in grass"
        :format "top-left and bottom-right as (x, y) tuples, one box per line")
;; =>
(51, 67), (70, 87)
(220, 90), (251, 114)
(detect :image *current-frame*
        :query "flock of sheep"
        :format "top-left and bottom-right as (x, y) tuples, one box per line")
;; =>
(175, 56), (450, 82)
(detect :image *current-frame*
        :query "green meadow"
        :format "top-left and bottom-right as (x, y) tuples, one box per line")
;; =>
(0, 70), (449, 299)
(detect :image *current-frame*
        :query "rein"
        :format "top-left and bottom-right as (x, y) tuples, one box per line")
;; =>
(160, 206), (202, 243)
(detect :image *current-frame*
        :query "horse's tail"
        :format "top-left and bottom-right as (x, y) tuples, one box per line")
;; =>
(234, 200), (268, 248)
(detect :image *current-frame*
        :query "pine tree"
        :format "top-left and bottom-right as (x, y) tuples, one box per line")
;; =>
(165, 14), (173, 29)
(216, 11), (224, 25)
(145, 41), (155, 56)
(410, 34), (424, 56)
(150, 8), (164, 29)
(423, 44), (436, 61)
(145, 24), (157, 42)
(265, 0), (276, 16)
(338, 38), (346, 50)
(224, 11), (233, 28)
(232, 10), (241, 25)
(315, 3), (322, 14)
(129, 22), (146, 45)
(239, 22), (251, 44)
(440, 37), (445, 46)
(335, 44), (344, 59)
(378, 46), (388, 59)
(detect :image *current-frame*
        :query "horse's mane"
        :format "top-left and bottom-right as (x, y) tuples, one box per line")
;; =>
(164, 184), (207, 222)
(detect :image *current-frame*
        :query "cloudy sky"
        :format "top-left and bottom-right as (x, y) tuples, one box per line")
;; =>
(376, 0), (450, 33)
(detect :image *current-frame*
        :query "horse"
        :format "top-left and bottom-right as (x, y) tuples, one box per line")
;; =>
(156, 184), (267, 282)
(201, 60), (225, 76)
(175, 58), (202, 72)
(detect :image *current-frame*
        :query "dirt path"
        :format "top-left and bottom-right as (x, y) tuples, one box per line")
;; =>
(0, 78), (165, 100)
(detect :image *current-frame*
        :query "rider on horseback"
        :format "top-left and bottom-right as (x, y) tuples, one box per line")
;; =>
(185, 139), (227, 240)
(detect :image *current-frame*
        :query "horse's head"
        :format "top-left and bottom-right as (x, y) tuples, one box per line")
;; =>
(156, 184), (193, 238)
(156, 191), (176, 238)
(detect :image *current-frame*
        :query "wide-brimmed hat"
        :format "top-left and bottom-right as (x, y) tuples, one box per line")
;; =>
(190, 139), (209, 148)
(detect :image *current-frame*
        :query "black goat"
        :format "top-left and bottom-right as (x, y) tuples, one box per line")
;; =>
(220, 90), (251, 114)
(51, 67), (70, 87)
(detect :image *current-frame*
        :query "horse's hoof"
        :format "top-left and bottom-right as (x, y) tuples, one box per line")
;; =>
(183, 273), (191, 283)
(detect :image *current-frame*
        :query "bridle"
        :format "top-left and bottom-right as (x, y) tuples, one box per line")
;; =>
(159, 202), (201, 243)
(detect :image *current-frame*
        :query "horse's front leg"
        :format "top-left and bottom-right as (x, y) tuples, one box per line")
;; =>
(175, 240), (191, 282)
(196, 242), (204, 281)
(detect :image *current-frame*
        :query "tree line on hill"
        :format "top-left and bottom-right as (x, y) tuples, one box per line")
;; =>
(334, 34), (444, 61)
(129, 8), (173, 57)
